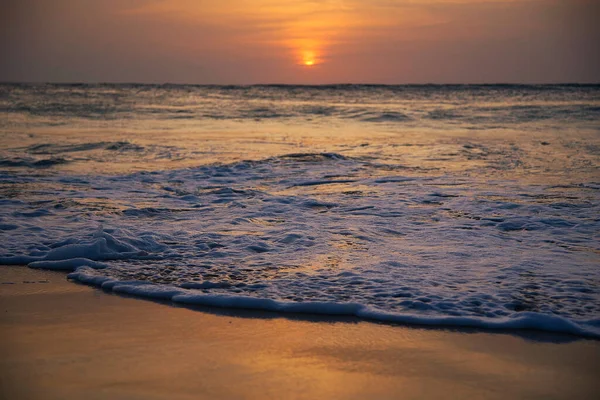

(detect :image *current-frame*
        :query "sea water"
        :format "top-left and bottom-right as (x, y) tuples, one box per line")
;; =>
(1, 84), (599, 337)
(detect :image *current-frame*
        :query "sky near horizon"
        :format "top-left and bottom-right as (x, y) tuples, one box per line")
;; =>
(1, 0), (599, 84)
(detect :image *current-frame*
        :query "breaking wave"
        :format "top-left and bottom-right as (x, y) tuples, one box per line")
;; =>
(1, 154), (599, 337)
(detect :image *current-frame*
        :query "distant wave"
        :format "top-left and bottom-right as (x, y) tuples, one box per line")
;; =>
(0, 156), (71, 168)
(357, 111), (412, 122)
(2, 83), (599, 127)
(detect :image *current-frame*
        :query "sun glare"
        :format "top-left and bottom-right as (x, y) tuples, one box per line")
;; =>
(301, 50), (318, 67)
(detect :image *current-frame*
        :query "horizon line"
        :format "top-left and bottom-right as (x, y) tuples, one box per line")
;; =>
(1, 81), (600, 86)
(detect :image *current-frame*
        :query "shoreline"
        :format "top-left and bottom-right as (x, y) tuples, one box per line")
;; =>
(4, 261), (596, 340)
(63, 265), (600, 340)
(2, 265), (599, 399)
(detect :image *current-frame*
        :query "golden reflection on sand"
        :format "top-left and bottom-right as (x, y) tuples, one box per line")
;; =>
(2, 266), (599, 399)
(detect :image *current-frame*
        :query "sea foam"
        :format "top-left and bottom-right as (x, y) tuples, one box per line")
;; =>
(1, 153), (599, 337)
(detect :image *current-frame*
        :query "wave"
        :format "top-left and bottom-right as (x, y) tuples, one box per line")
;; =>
(0, 141), (149, 170)
(357, 111), (411, 122)
(2, 231), (598, 338)
(23, 141), (145, 154)
(60, 267), (598, 339)
(1, 153), (599, 338)
(2, 84), (599, 128)
(0, 156), (71, 168)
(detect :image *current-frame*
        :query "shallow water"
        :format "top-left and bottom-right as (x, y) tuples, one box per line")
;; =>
(1, 84), (599, 337)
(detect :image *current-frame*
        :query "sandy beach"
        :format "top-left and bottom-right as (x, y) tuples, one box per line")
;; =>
(1, 265), (598, 400)
(3, 1), (599, 398)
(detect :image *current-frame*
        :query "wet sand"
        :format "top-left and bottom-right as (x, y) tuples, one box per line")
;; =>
(1, 266), (599, 400)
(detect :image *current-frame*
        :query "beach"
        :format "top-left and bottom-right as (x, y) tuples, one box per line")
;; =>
(1, 83), (599, 398)
(3, 0), (599, 397)
(1, 265), (599, 400)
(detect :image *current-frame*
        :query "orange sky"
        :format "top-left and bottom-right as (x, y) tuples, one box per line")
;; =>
(1, 0), (599, 83)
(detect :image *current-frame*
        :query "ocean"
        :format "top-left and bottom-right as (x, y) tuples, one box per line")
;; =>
(1, 83), (599, 337)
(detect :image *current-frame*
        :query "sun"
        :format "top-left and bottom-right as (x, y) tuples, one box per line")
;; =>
(301, 50), (318, 67)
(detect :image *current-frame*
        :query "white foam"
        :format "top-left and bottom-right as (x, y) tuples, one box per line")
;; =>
(2, 153), (599, 338)
(29, 258), (108, 270)
(1, 234), (145, 271)
(64, 268), (600, 338)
